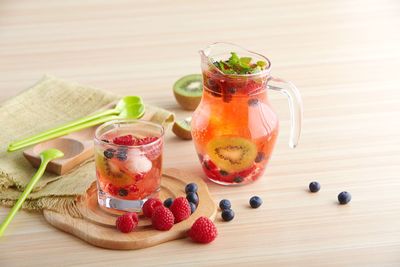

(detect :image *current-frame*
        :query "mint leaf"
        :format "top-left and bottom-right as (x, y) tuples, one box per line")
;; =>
(228, 52), (240, 65)
(240, 57), (252, 66)
(213, 52), (268, 75)
(256, 61), (267, 68)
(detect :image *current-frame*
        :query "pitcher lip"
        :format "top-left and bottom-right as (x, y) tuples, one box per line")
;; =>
(199, 42), (272, 77)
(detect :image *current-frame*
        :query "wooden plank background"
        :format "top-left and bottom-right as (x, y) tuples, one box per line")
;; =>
(0, 0), (399, 266)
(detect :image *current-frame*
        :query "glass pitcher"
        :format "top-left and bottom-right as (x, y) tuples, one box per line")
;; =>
(191, 42), (303, 185)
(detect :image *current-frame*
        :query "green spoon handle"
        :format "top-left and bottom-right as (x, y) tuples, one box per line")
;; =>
(0, 159), (50, 237)
(8, 114), (118, 152)
(8, 108), (118, 149)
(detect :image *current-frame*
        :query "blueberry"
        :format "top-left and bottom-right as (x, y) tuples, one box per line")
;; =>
(248, 98), (259, 106)
(189, 202), (197, 214)
(163, 198), (173, 208)
(254, 152), (265, 163)
(103, 148), (115, 159)
(233, 176), (243, 183)
(219, 170), (229, 176)
(249, 196), (262, 208)
(338, 191), (351, 204)
(185, 183), (198, 194)
(206, 78), (219, 91)
(228, 87), (237, 94)
(221, 209), (235, 222)
(186, 192), (199, 205)
(118, 188), (128, 197)
(116, 149), (127, 161)
(309, 181), (321, 193)
(219, 199), (231, 210)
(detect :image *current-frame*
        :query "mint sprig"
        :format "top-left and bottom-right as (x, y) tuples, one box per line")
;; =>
(212, 52), (267, 75)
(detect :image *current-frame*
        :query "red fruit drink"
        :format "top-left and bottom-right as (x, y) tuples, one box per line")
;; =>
(192, 46), (280, 185)
(95, 119), (164, 211)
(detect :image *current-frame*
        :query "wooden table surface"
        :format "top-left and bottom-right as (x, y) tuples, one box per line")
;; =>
(1, 0), (400, 266)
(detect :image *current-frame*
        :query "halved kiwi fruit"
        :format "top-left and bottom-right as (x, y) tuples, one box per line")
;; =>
(206, 136), (257, 172)
(173, 74), (203, 110)
(172, 117), (192, 140)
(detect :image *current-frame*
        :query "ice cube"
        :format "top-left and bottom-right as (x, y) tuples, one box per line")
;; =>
(126, 149), (152, 173)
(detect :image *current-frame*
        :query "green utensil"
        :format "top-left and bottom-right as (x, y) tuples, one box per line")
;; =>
(0, 148), (64, 237)
(7, 96), (145, 152)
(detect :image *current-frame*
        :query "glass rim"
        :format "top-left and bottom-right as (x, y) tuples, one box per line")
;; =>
(94, 119), (165, 148)
(201, 42), (272, 77)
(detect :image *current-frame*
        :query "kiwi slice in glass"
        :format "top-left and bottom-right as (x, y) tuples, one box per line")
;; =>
(206, 136), (257, 172)
(172, 117), (192, 140)
(173, 74), (203, 110)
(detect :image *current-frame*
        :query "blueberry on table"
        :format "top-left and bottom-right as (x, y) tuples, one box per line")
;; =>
(185, 183), (198, 194)
(249, 196), (262, 208)
(189, 202), (197, 214)
(186, 192), (199, 205)
(338, 191), (352, 204)
(219, 199), (231, 210)
(163, 198), (173, 208)
(221, 209), (235, 222)
(309, 181), (321, 193)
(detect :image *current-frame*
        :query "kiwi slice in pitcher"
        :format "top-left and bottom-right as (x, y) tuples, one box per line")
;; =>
(206, 136), (257, 172)
(172, 117), (192, 140)
(173, 74), (203, 110)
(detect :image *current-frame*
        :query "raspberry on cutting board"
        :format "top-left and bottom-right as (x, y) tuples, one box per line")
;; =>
(142, 198), (163, 218)
(152, 206), (175, 231)
(115, 213), (138, 233)
(169, 197), (191, 223)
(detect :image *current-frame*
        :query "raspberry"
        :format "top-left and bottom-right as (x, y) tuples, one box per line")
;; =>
(116, 213), (138, 233)
(138, 137), (162, 160)
(105, 183), (118, 196)
(151, 206), (175, 231)
(134, 136), (158, 145)
(129, 212), (139, 223)
(113, 135), (135, 146)
(170, 197), (191, 223)
(188, 217), (218, 243)
(135, 173), (144, 181)
(142, 198), (163, 218)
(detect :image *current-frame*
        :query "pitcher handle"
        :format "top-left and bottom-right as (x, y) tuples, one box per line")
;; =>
(268, 77), (303, 148)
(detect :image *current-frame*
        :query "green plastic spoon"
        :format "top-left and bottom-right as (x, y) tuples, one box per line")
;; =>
(0, 148), (64, 237)
(8, 96), (145, 152)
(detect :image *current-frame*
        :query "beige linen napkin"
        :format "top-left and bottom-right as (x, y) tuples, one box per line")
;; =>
(0, 75), (174, 216)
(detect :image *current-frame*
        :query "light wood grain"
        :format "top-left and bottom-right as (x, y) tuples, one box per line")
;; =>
(1, 0), (400, 266)
(43, 168), (217, 250)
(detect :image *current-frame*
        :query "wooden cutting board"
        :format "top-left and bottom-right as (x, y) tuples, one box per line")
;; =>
(43, 168), (217, 250)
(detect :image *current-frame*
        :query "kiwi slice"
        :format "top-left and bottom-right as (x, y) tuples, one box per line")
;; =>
(172, 117), (192, 140)
(206, 136), (257, 172)
(173, 74), (203, 110)
(96, 155), (134, 187)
